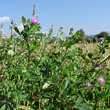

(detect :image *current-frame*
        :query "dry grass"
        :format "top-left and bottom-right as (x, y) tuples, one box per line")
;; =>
(74, 43), (110, 66)
(46, 42), (110, 66)
(73, 43), (98, 52)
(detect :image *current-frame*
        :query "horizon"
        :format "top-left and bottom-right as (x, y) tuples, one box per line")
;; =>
(1, 0), (110, 37)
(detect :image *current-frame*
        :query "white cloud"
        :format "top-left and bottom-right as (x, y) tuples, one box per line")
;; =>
(0, 16), (10, 23)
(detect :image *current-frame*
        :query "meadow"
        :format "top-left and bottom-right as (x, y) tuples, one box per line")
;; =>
(0, 16), (110, 110)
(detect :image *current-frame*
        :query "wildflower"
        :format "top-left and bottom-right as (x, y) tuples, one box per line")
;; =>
(98, 76), (105, 84)
(17, 48), (21, 51)
(97, 63), (101, 67)
(95, 67), (99, 70)
(68, 48), (71, 50)
(30, 18), (38, 24)
(38, 39), (41, 41)
(46, 49), (49, 53)
(23, 22), (28, 26)
(85, 82), (92, 87)
(36, 56), (40, 59)
(8, 50), (14, 56)
(0, 65), (2, 68)
(74, 67), (77, 70)
(79, 41), (82, 43)
(99, 37), (104, 41)
(29, 38), (33, 42)
(51, 43), (54, 45)
(10, 45), (13, 48)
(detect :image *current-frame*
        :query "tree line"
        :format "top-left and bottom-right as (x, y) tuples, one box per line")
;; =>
(78, 29), (110, 43)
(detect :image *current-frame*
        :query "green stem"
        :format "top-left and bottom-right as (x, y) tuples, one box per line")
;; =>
(94, 99), (98, 110)
(26, 38), (31, 67)
(39, 98), (41, 110)
(10, 57), (13, 80)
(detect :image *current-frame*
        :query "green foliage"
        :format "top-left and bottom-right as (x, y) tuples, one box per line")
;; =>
(96, 31), (109, 38)
(79, 28), (86, 40)
(95, 31), (110, 41)
(0, 16), (110, 109)
(22, 16), (26, 23)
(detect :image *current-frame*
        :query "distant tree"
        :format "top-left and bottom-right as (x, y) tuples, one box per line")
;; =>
(79, 29), (86, 41)
(92, 36), (98, 43)
(96, 31), (109, 39)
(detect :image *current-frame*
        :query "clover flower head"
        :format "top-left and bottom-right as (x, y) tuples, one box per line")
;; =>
(95, 67), (99, 70)
(68, 48), (71, 50)
(23, 22), (28, 26)
(97, 63), (101, 67)
(30, 18), (38, 24)
(85, 82), (92, 87)
(37, 39), (41, 41)
(99, 37), (104, 41)
(51, 43), (54, 45)
(98, 76), (105, 84)
(17, 48), (21, 51)
(74, 67), (77, 70)
(8, 50), (14, 56)
(36, 56), (40, 59)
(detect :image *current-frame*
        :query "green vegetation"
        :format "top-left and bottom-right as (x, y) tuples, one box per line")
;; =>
(0, 16), (110, 110)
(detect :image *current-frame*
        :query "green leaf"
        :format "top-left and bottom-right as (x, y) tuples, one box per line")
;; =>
(78, 86), (94, 90)
(87, 91), (93, 101)
(76, 96), (83, 105)
(64, 78), (70, 89)
(103, 37), (107, 44)
(1, 103), (11, 110)
(48, 25), (53, 38)
(20, 93), (29, 101)
(88, 53), (93, 59)
(74, 103), (92, 110)
(0, 56), (5, 61)
(27, 18), (30, 24)
(22, 16), (26, 23)
(31, 46), (37, 50)
(98, 84), (110, 88)
(67, 50), (75, 56)
(14, 27), (21, 35)
(75, 30), (80, 36)
(29, 24), (40, 33)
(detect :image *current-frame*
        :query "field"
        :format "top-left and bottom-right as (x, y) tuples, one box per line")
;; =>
(74, 43), (110, 66)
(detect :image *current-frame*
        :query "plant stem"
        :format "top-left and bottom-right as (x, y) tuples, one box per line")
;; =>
(26, 38), (31, 67)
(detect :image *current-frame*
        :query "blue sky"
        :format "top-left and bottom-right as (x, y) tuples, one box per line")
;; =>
(1, 0), (110, 36)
